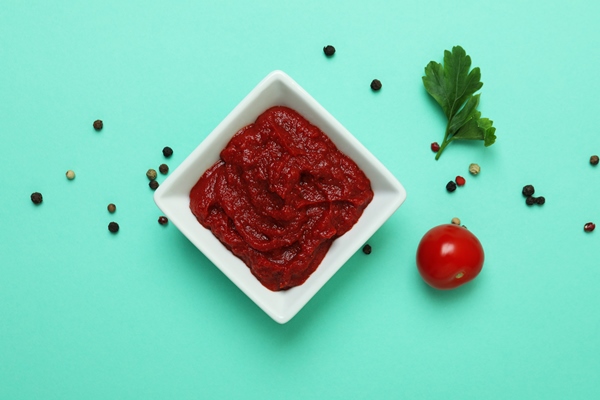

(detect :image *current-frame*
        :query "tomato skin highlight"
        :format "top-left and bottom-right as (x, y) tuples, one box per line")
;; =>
(416, 224), (484, 290)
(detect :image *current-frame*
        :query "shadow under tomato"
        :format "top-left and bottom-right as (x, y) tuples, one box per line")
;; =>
(416, 268), (482, 305)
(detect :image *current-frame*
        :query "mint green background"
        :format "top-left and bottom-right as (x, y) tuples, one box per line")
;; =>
(2, 1), (599, 398)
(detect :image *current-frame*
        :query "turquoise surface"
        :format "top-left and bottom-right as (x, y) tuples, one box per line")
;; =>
(2, 1), (599, 398)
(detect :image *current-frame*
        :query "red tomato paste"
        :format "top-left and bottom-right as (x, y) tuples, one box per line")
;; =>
(189, 106), (373, 291)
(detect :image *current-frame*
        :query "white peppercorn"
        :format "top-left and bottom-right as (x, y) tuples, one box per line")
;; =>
(66, 170), (76, 180)
(146, 169), (157, 181)
(469, 163), (480, 175)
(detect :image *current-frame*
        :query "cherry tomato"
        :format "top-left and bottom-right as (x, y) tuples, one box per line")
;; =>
(416, 224), (484, 290)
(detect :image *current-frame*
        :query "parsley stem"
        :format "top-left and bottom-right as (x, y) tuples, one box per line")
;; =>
(435, 123), (453, 160)
(435, 138), (451, 160)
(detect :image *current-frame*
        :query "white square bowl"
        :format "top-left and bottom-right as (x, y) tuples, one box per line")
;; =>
(154, 70), (406, 323)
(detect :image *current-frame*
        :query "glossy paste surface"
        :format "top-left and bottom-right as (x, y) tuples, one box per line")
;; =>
(190, 106), (373, 291)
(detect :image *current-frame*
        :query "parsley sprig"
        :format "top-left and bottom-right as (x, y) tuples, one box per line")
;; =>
(422, 46), (496, 160)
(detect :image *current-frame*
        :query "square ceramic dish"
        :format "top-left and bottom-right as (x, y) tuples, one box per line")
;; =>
(154, 70), (406, 323)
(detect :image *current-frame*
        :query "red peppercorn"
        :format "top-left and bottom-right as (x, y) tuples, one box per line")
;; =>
(584, 222), (596, 232)
(431, 142), (440, 152)
(158, 216), (168, 225)
(455, 176), (466, 186)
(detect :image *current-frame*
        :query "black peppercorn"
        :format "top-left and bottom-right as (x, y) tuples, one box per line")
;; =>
(446, 181), (457, 192)
(93, 119), (103, 131)
(522, 185), (535, 197)
(362, 244), (372, 255)
(31, 192), (43, 204)
(158, 216), (168, 225)
(526, 196), (536, 206)
(149, 180), (159, 190)
(162, 146), (173, 158)
(591, 155), (599, 166)
(536, 196), (545, 205)
(159, 164), (169, 174)
(108, 222), (119, 233)
(323, 45), (335, 56)
(370, 79), (382, 91)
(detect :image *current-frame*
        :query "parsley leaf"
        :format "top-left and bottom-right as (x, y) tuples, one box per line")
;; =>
(422, 46), (496, 160)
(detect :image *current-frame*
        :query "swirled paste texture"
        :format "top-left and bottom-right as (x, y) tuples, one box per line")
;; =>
(190, 106), (373, 291)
